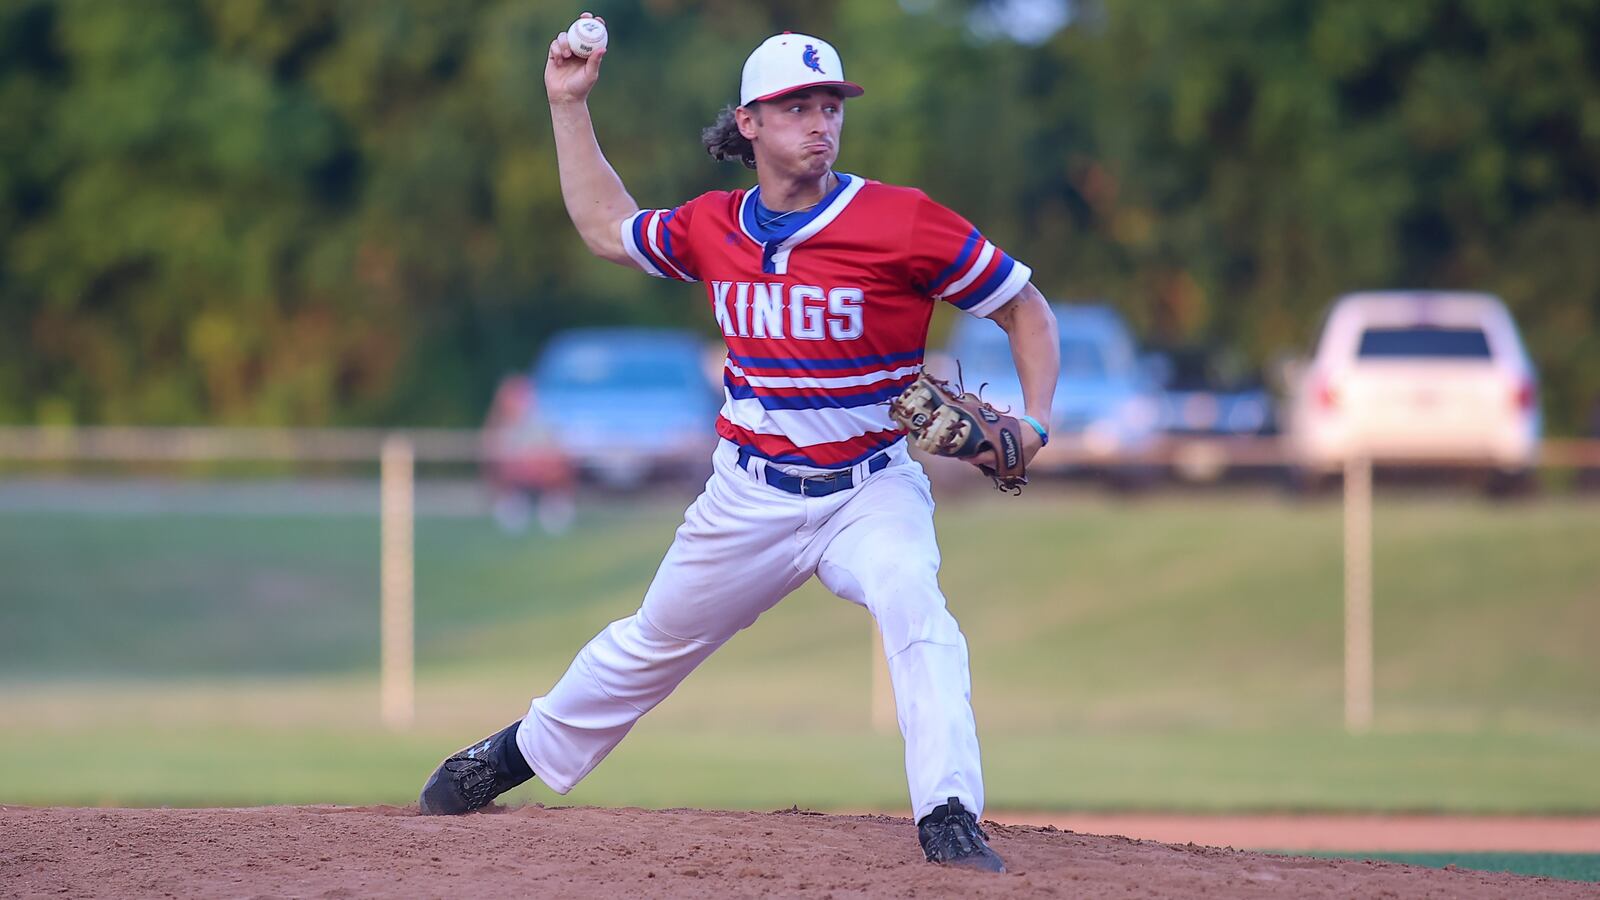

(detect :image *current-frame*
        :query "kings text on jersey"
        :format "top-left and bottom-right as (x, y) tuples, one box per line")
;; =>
(711, 280), (865, 342)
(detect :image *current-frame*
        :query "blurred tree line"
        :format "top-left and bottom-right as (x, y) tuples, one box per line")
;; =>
(2, 0), (1597, 430)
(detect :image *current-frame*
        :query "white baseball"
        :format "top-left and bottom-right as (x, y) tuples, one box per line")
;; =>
(566, 17), (608, 58)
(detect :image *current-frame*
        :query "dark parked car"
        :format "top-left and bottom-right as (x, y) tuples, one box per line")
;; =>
(1152, 346), (1276, 438)
(1149, 346), (1278, 482)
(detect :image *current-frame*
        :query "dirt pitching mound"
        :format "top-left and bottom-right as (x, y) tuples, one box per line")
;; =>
(3, 804), (1594, 898)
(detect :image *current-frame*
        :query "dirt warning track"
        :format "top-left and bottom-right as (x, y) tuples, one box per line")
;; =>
(3, 805), (1595, 898)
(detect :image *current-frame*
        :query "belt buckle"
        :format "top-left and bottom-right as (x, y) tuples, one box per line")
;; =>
(798, 471), (843, 497)
(797, 473), (825, 496)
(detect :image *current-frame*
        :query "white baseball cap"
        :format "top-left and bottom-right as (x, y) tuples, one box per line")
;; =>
(740, 32), (864, 107)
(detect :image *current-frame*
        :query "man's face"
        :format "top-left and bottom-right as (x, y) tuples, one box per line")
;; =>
(738, 89), (845, 179)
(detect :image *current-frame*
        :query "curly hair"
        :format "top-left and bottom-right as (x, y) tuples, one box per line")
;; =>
(701, 105), (757, 169)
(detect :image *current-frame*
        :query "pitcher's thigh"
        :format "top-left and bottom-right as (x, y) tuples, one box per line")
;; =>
(638, 485), (812, 643)
(817, 471), (959, 655)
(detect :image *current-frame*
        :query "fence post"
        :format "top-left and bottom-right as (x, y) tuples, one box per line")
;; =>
(1343, 455), (1373, 734)
(380, 435), (415, 730)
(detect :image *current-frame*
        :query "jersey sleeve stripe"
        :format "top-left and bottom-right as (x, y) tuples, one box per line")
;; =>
(960, 258), (1033, 318)
(950, 253), (1016, 310)
(925, 228), (982, 295)
(621, 211), (668, 278)
(657, 209), (698, 282)
(935, 240), (996, 300)
(646, 211), (693, 282)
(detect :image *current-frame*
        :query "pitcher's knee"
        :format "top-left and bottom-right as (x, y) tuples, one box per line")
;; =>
(597, 614), (717, 670)
(579, 614), (722, 713)
(870, 587), (962, 658)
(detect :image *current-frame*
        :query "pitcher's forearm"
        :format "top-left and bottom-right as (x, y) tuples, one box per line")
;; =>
(550, 100), (639, 263)
(993, 283), (1060, 423)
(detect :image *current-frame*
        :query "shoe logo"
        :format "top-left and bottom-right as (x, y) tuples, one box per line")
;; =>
(466, 738), (492, 759)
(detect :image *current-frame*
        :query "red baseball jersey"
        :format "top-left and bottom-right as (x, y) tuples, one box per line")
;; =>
(620, 174), (1032, 468)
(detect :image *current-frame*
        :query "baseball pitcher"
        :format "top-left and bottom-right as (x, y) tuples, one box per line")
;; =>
(420, 15), (1061, 873)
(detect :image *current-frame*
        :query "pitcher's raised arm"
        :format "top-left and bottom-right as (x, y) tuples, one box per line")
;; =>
(546, 14), (639, 268)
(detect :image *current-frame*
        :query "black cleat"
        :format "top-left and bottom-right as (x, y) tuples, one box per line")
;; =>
(418, 720), (536, 815)
(918, 797), (1007, 873)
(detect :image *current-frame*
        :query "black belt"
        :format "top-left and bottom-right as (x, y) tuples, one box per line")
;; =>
(737, 446), (891, 497)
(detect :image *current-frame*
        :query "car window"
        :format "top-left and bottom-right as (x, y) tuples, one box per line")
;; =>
(1162, 349), (1260, 391)
(540, 343), (703, 391)
(1061, 337), (1108, 380)
(957, 334), (1109, 381)
(1356, 327), (1491, 359)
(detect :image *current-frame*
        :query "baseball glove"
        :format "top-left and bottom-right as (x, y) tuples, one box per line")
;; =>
(888, 369), (1028, 494)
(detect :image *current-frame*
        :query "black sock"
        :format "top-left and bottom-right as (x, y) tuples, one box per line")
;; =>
(492, 720), (535, 781)
(919, 802), (953, 827)
(919, 797), (969, 827)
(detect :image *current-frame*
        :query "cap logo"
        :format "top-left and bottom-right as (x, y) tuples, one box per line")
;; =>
(802, 44), (825, 74)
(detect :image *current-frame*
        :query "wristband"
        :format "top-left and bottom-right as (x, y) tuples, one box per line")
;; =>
(1019, 414), (1049, 447)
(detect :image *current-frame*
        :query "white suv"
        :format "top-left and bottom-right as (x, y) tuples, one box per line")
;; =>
(1287, 291), (1541, 480)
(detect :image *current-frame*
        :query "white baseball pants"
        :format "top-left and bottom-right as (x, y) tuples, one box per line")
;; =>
(515, 438), (985, 822)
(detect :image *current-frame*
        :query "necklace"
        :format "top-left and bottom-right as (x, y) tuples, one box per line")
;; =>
(755, 201), (818, 229)
(755, 173), (837, 230)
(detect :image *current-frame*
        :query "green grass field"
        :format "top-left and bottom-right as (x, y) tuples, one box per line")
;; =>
(1296, 852), (1600, 883)
(2, 489), (1598, 814)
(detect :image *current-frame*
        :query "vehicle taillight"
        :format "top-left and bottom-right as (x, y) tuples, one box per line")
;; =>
(1514, 379), (1537, 412)
(1315, 378), (1340, 411)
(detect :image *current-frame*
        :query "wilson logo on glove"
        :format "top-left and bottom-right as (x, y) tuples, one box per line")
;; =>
(1000, 430), (1020, 469)
(887, 367), (1028, 494)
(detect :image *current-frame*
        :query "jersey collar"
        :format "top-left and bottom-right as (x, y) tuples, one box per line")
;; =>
(738, 173), (864, 275)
